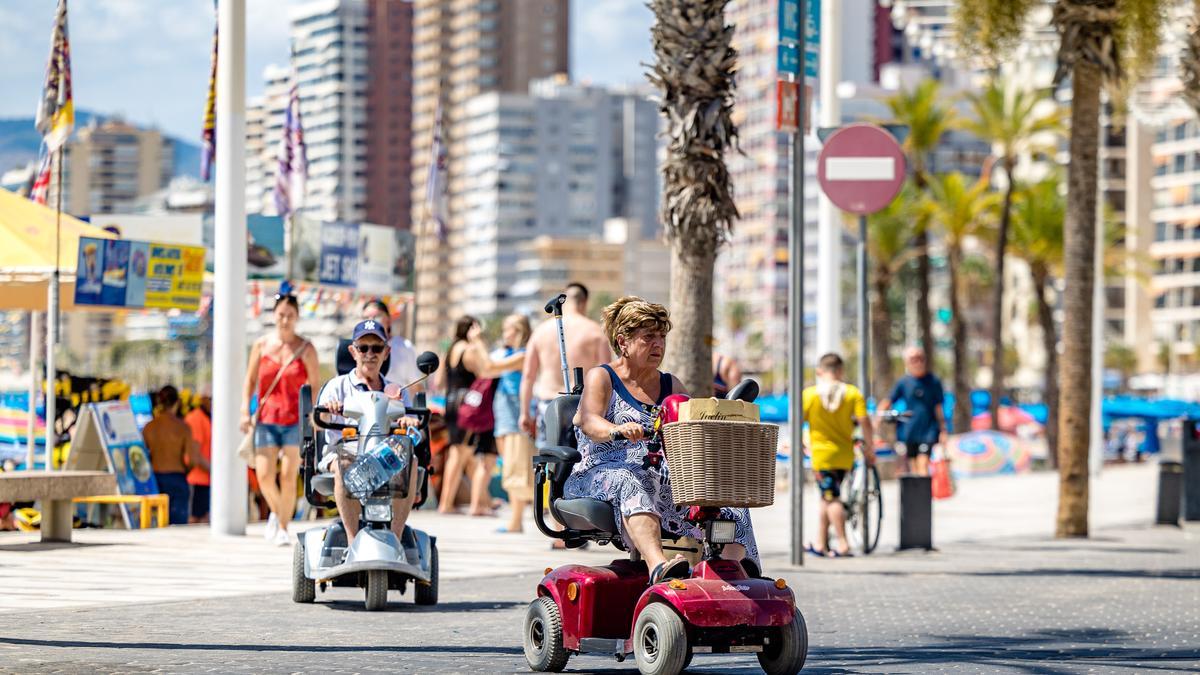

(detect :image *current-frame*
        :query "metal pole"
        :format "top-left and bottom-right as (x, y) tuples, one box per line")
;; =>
(45, 148), (62, 472)
(789, 0), (808, 568)
(26, 311), (40, 469)
(212, 0), (248, 536)
(815, 0), (841, 355)
(857, 214), (869, 399)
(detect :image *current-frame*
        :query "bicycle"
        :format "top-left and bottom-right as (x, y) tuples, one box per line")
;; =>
(842, 409), (908, 555)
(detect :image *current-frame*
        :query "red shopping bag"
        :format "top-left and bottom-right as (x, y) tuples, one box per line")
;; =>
(931, 458), (955, 500)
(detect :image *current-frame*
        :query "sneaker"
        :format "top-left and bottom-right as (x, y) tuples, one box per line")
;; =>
(274, 528), (292, 547)
(264, 513), (279, 541)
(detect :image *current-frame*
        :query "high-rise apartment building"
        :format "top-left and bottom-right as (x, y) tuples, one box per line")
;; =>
(366, 0), (415, 230)
(288, 0), (370, 223)
(455, 78), (659, 319)
(410, 0), (569, 346)
(51, 119), (174, 216)
(245, 65), (290, 215)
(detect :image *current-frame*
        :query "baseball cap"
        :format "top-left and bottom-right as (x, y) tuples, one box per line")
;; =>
(352, 319), (388, 342)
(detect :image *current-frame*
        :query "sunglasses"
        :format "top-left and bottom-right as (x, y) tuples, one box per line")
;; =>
(353, 343), (386, 354)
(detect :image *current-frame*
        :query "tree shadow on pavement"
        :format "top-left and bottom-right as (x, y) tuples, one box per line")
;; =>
(319, 599), (523, 613)
(0, 636), (524, 656)
(0, 541), (115, 553)
(799, 628), (1200, 675)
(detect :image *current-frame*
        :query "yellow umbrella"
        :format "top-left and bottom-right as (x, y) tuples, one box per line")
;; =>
(0, 187), (116, 311)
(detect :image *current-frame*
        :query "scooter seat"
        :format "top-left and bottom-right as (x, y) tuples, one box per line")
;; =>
(312, 472), (336, 497)
(552, 498), (617, 534)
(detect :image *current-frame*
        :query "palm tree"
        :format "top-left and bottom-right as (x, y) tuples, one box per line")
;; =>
(1182, 0), (1200, 115)
(864, 182), (925, 397)
(647, 0), (740, 395)
(1010, 176), (1066, 467)
(960, 78), (1064, 431)
(924, 171), (1000, 435)
(955, 0), (1167, 538)
(882, 80), (957, 369)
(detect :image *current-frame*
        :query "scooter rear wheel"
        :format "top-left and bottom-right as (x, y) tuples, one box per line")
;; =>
(292, 541), (315, 604)
(524, 596), (569, 672)
(757, 607), (808, 674)
(633, 603), (689, 675)
(364, 569), (388, 611)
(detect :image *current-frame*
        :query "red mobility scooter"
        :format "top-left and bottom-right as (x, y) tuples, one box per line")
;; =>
(521, 295), (808, 675)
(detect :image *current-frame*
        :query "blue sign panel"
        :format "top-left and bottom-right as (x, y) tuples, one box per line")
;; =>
(805, 0), (821, 81)
(778, 43), (800, 77)
(778, 0), (800, 44)
(318, 221), (359, 287)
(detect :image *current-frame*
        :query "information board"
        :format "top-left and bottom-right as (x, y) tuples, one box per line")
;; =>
(75, 236), (204, 311)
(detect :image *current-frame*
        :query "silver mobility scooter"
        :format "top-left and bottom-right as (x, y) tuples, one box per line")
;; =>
(292, 345), (440, 610)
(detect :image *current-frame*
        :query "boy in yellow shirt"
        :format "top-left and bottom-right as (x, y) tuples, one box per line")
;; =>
(802, 353), (875, 557)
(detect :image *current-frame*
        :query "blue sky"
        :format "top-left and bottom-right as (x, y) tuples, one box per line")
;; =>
(0, 0), (654, 140)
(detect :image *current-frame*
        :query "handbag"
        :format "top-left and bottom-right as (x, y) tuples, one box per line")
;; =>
(238, 340), (310, 465)
(456, 377), (498, 434)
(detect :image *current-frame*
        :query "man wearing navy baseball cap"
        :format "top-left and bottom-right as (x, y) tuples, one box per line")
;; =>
(316, 319), (417, 542)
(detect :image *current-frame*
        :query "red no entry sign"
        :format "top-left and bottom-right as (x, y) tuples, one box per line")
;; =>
(817, 123), (906, 215)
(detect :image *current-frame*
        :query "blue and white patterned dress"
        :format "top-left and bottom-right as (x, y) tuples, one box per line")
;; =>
(563, 365), (759, 563)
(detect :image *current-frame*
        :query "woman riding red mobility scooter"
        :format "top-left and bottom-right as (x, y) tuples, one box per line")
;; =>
(522, 295), (808, 675)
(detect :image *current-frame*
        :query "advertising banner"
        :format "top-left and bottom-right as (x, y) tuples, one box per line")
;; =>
(75, 236), (204, 311)
(291, 220), (414, 295)
(69, 400), (158, 528)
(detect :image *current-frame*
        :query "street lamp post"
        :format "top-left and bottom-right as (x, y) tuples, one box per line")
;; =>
(211, 0), (248, 536)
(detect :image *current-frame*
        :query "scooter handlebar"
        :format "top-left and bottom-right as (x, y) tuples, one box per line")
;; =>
(311, 406), (354, 431)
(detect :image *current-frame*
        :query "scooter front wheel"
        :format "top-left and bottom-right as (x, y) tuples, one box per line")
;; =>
(757, 607), (808, 674)
(524, 596), (569, 672)
(364, 569), (388, 611)
(292, 541), (315, 604)
(634, 603), (689, 675)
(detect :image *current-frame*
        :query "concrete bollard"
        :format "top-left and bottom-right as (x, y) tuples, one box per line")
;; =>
(1156, 461), (1183, 526)
(898, 474), (933, 551)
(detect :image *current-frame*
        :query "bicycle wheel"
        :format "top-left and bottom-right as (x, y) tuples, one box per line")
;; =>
(860, 465), (882, 554)
(843, 465), (865, 552)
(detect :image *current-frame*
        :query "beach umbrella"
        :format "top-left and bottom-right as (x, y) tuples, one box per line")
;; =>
(946, 430), (1030, 477)
(970, 405), (1041, 433)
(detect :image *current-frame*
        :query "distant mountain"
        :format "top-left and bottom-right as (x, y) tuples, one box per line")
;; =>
(0, 110), (201, 179)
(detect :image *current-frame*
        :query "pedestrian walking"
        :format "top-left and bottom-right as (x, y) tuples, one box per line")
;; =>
(518, 282), (611, 448)
(438, 316), (524, 515)
(143, 385), (206, 525)
(240, 292), (319, 545)
(184, 388), (212, 523)
(878, 346), (948, 476)
(492, 313), (534, 533)
(802, 353), (874, 557)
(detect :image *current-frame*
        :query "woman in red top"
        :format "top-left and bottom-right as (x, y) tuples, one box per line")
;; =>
(240, 294), (319, 545)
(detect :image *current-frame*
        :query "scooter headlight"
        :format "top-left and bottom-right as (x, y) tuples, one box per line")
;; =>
(706, 519), (737, 544)
(364, 499), (392, 523)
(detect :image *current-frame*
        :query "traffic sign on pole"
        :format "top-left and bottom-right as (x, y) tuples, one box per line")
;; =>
(778, 0), (800, 44)
(817, 123), (906, 215)
(804, 0), (820, 83)
(776, 80), (800, 133)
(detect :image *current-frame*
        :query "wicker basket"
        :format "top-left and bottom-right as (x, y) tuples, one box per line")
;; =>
(660, 420), (779, 508)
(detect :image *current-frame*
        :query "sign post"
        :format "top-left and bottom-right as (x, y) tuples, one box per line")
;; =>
(817, 123), (906, 400)
(778, 0), (809, 567)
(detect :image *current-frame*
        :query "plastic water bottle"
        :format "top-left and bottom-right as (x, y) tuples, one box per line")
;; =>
(343, 440), (408, 499)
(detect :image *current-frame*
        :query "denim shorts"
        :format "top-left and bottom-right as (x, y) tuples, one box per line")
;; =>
(255, 422), (299, 448)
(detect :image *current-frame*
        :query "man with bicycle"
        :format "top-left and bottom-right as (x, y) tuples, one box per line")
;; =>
(878, 346), (948, 477)
(802, 353), (874, 558)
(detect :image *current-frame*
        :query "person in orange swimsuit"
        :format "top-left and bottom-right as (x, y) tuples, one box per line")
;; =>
(240, 293), (320, 545)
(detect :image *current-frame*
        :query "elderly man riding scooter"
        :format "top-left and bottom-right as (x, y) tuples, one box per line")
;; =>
(317, 319), (418, 543)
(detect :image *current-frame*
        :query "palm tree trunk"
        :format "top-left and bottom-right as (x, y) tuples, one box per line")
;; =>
(668, 244), (715, 397)
(1057, 59), (1102, 539)
(1032, 264), (1059, 469)
(948, 244), (972, 434)
(915, 232), (935, 368)
(871, 270), (894, 399)
(989, 170), (1014, 430)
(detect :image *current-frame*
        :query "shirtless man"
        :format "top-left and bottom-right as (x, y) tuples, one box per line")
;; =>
(519, 282), (611, 447)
